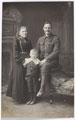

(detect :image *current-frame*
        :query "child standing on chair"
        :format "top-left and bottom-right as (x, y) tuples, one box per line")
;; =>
(23, 49), (40, 105)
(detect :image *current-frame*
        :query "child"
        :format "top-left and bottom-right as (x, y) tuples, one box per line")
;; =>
(23, 49), (40, 105)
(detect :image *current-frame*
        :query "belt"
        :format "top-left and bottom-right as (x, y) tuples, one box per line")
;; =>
(20, 52), (28, 54)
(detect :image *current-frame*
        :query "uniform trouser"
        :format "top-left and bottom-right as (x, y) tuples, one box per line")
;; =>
(40, 61), (56, 93)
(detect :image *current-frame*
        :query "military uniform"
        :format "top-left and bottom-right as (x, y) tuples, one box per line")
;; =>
(36, 34), (60, 94)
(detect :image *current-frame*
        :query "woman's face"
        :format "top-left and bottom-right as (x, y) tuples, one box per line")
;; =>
(19, 27), (27, 38)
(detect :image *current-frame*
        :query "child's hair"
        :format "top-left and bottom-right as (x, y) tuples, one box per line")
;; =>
(30, 49), (38, 56)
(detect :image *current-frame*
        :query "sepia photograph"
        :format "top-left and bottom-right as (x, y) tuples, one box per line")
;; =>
(1, 1), (74, 119)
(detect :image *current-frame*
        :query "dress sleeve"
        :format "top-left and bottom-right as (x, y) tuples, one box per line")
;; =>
(14, 39), (22, 63)
(35, 39), (40, 58)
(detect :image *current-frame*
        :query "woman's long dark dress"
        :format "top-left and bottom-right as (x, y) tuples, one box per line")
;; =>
(6, 37), (32, 103)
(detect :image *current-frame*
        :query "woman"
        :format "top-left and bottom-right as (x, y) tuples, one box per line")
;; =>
(6, 26), (32, 103)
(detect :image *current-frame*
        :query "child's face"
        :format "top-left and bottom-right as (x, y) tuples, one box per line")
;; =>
(30, 51), (38, 58)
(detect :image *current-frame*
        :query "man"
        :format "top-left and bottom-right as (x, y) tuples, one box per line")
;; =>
(36, 22), (60, 102)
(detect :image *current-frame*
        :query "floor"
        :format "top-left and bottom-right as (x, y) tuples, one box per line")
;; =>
(1, 85), (74, 119)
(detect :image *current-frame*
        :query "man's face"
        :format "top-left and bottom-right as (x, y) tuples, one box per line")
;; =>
(43, 23), (52, 37)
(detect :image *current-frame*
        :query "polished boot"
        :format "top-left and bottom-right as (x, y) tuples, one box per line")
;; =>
(37, 75), (47, 97)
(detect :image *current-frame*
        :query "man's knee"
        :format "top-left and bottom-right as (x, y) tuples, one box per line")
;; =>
(41, 64), (51, 75)
(41, 62), (48, 70)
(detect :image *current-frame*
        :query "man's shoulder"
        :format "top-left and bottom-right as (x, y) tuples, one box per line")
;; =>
(39, 34), (59, 39)
(38, 36), (45, 43)
(52, 34), (60, 42)
(38, 36), (45, 40)
(52, 34), (58, 39)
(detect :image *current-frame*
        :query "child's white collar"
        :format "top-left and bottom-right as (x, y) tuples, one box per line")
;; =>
(25, 58), (40, 65)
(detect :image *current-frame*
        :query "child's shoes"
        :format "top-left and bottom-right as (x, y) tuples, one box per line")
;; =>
(26, 100), (32, 105)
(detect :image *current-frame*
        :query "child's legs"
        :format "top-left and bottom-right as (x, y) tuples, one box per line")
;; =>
(27, 77), (33, 93)
(31, 77), (38, 103)
(33, 77), (38, 94)
(27, 77), (33, 101)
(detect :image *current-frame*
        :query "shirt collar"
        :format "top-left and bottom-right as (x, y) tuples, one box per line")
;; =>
(44, 33), (53, 39)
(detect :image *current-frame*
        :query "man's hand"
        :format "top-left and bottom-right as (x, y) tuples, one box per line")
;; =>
(38, 78), (41, 81)
(40, 59), (46, 66)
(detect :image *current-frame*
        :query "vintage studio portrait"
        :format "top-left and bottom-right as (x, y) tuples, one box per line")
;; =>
(1, 2), (74, 119)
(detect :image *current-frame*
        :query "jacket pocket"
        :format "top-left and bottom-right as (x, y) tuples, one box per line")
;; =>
(45, 43), (54, 53)
(40, 41), (44, 51)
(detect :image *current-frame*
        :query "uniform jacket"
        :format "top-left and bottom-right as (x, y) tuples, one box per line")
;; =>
(36, 34), (60, 63)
